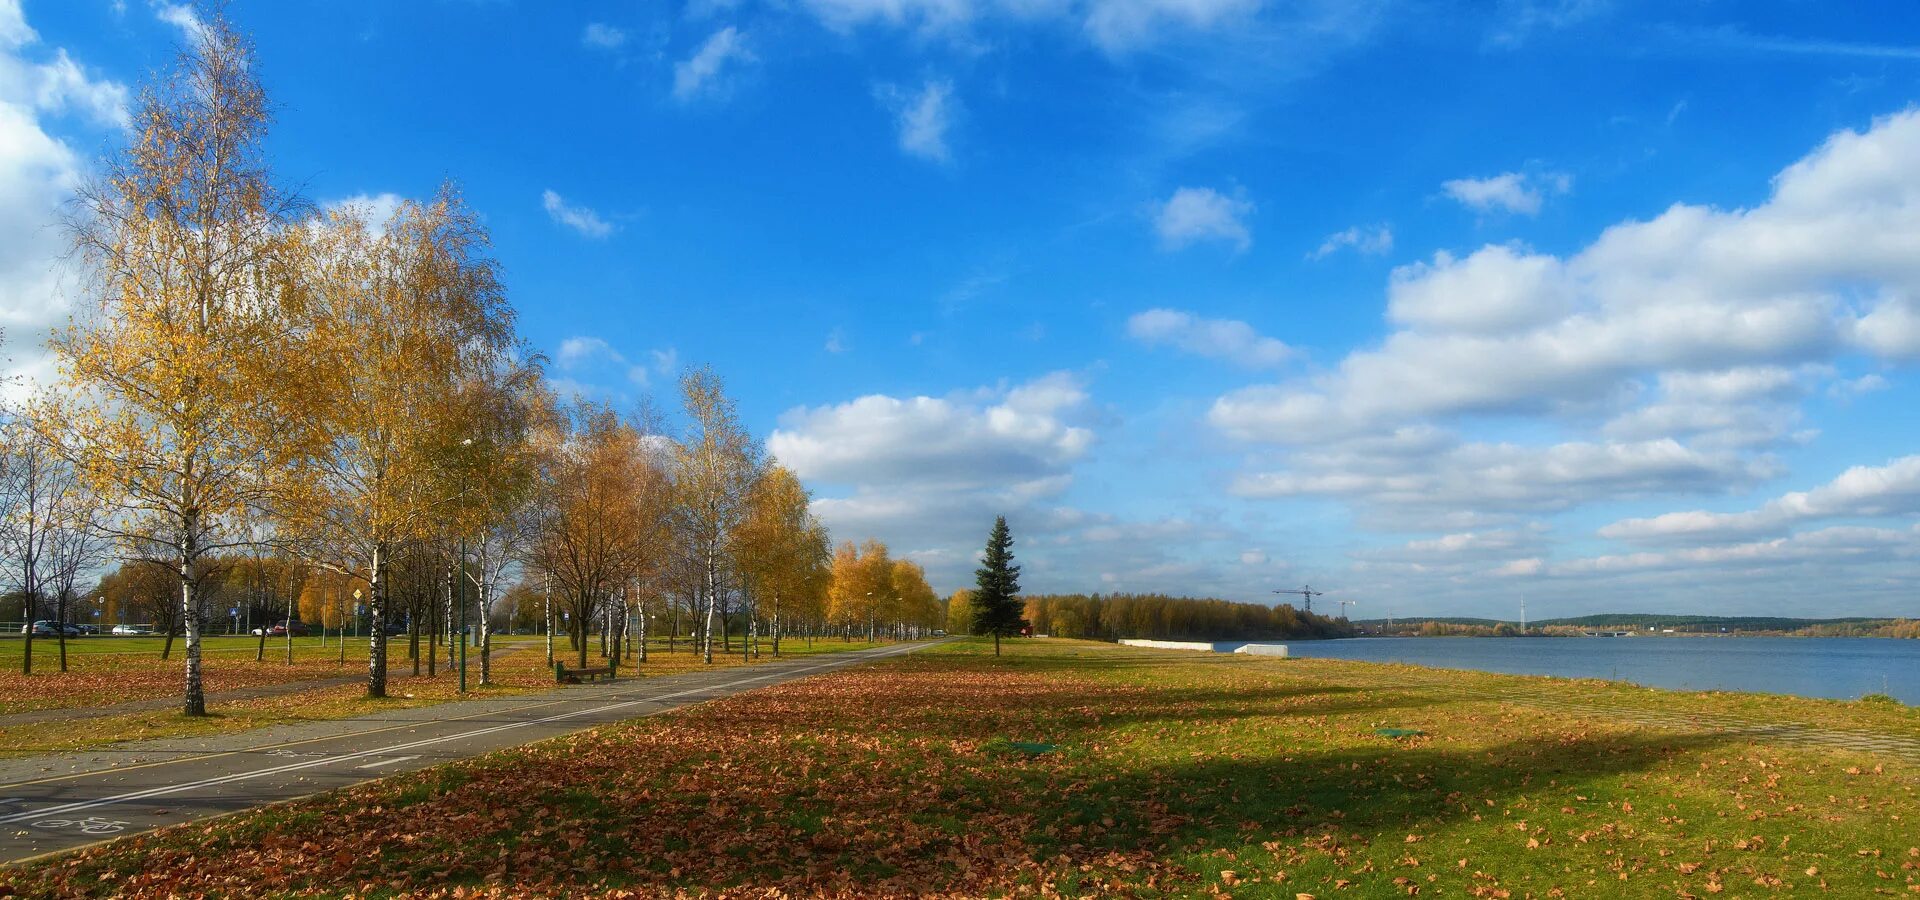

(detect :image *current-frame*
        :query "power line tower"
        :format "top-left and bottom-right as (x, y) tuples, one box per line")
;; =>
(1273, 584), (1324, 615)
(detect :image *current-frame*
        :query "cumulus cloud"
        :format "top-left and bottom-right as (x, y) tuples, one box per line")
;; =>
(768, 373), (1111, 586)
(797, 0), (1274, 56)
(1155, 186), (1253, 252)
(151, 2), (208, 44)
(1310, 224), (1392, 259)
(557, 336), (618, 369)
(553, 336), (677, 390)
(581, 23), (627, 49)
(875, 79), (956, 163)
(1126, 308), (1291, 369)
(771, 372), (1094, 490)
(324, 192), (405, 225)
(1082, 0), (1262, 54)
(673, 26), (754, 102)
(1553, 524), (1920, 578)
(1, 3), (127, 396)
(541, 189), (613, 238)
(1441, 171), (1569, 215)
(1600, 455), (1920, 544)
(1213, 109), (1920, 451)
(1233, 437), (1774, 521)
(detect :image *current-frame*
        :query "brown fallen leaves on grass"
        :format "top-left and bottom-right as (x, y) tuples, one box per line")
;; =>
(7, 664), (1186, 898)
(0, 657), (359, 716)
(4, 641), (1917, 898)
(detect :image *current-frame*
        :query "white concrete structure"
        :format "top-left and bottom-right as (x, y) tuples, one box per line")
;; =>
(1118, 639), (1215, 652)
(1233, 643), (1289, 657)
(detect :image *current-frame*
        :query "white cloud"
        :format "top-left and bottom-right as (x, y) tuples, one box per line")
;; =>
(770, 373), (1102, 586)
(582, 23), (627, 49)
(1486, 0), (1609, 47)
(1155, 186), (1253, 252)
(1083, 0), (1262, 54)
(1126, 308), (1291, 369)
(1552, 524), (1920, 578)
(1213, 110), (1920, 453)
(1310, 224), (1392, 259)
(1492, 557), (1543, 576)
(324, 192), (405, 225)
(796, 0), (1267, 55)
(1441, 171), (1569, 215)
(541, 189), (613, 238)
(0, 1), (32, 49)
(1232, 437), (1773, 519)
(1385, 245), (1571, 334)
(824, 327), (847, 354)
(1600, 455), (1920, 544)
(875, 79), (956, 163)
(151, 2), (207, 44)
(557, 336), (620, 369)
(772, 371), (1093, 489)
(1, 4), (128, 397)
(649, 348), (678, 376)
(673, 26), (754, 102)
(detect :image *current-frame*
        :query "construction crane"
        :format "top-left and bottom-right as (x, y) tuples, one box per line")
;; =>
(1336, 599), (1357, 620)
(1273, 584), (1324, 615)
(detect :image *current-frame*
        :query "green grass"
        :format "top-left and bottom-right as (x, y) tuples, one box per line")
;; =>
(5, 637), (1915, 898)
(0, 633), (333, 659)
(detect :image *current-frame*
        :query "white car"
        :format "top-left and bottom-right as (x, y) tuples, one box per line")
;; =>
(111, 624), (156, 636)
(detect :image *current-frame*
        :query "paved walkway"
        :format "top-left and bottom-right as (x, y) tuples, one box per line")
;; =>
(0, 641), (940, 865)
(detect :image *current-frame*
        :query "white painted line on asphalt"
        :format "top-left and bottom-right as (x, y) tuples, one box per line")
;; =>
(0, 641), (933, 827)
(352, 756), (419, 770)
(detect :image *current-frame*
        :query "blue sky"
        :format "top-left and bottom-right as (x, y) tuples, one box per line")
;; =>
(5, 0), (1920, 618)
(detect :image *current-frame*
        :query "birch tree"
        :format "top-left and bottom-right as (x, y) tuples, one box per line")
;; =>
(733, 464), (829, 657)
(529, 403), (669, 669)
(284, 188), (516, 699)
(2, 423), (105, 673)
(673, 368), (759, 664)
(43, 13), (309, 714)
(449, 365), (549, 686)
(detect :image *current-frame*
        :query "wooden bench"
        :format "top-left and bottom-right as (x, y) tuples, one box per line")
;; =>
(554, 662), (616, 684)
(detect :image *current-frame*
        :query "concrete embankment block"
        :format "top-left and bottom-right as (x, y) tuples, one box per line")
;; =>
(1233, 644), (1289, 657)
(1117, 639), (1216, 652)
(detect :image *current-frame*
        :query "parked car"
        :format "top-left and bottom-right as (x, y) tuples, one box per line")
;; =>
(111, 624), (156, 636)
(250, 622), (311, 637)
(75, 624), (101, 635)
(19, 621), (81, 636)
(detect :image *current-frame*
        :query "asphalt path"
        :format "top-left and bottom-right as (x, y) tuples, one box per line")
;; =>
(0, 640), (940, 865)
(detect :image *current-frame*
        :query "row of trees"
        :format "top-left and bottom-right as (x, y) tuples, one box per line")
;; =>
(1020, 592), (1355, 642)
(824, 539), (942, 642)
(0, 10), (891, 715)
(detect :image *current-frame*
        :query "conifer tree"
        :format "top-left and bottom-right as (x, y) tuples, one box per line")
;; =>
(969, 515), (1025, 656)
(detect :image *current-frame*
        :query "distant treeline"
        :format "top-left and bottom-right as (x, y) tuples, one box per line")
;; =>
(1023, 593), (1356, 641)
(1357, 614), (1920, 639)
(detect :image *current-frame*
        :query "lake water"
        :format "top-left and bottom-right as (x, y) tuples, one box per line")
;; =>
(1217, 636), (1920, 704)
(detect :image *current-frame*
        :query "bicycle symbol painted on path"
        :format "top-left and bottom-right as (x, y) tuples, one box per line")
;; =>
(30, 816), (129, 835)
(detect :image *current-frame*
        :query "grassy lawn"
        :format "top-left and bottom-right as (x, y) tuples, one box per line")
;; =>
(0, 637), (897, 756)
(4, 637), (1915, 898)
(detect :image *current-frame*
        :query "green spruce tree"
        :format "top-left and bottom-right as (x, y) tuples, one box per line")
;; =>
(970, 515), (1026, 656)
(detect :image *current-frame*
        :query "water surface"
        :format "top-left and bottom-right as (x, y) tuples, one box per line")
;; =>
(1217, 636), (1920, 704)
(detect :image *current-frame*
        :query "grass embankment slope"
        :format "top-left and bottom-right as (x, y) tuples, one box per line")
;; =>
(0, 637), (890, 756)
(5, 638), (1918, 898)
